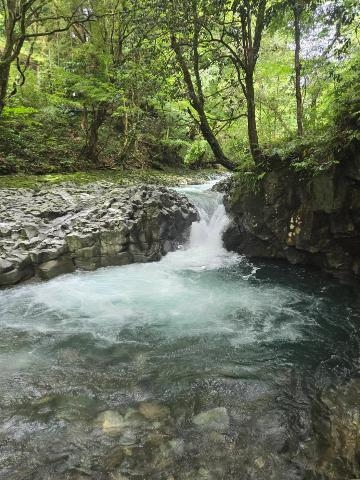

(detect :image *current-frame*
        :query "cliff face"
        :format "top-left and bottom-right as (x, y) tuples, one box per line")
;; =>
(223, 154), (360, 283)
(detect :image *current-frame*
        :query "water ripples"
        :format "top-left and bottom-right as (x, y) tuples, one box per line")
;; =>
(0, 180), (359, 479)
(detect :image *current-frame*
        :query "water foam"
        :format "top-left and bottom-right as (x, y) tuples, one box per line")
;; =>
(0, 179), (313, 348)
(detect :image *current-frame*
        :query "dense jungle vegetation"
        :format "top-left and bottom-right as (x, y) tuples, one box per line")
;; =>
(0, 0), (359, 176)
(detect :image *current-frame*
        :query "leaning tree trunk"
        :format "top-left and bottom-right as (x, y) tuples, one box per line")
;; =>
(197, 111), (236, 171)
(245, 71), (261, 164)
(0, 62), (11, 116)
(170, 34), (235, 171)
(293, 2), (304, 137)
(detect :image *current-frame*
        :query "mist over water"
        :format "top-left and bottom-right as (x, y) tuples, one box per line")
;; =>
(0, 179), (359, 479)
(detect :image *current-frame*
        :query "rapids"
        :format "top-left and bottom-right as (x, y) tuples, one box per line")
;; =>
(0, 179), (359, 479)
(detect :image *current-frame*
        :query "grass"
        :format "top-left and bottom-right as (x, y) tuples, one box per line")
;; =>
(0, 168), (221, 189)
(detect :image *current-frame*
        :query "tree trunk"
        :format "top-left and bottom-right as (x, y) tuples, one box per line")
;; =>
(293, 2), (303, 137)
(85, 121), (99, 163)
(170, 35), (235, 171)
(198, 112), (236, 171)
(245, 71), (261, 164)
(0, 62), (11, 116)
(82, 105), (107, 164)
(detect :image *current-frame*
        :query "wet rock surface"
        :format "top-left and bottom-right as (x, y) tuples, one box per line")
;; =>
(1, 178), (359, 480)
(0, 183), (198, 287)
(308, 379), (360, 480)
(223, 155), (360, 283)
(5, 379), (360, 480)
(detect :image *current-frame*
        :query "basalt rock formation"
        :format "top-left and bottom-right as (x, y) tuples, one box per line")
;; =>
(223, 153), (360, 283)
(0, 183), (198, 287)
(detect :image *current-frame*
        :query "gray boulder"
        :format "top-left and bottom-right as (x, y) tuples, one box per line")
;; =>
(0, 183), (198, 287)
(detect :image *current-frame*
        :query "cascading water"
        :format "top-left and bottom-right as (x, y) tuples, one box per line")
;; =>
(0, 178), (360, 480)
(187, 192), (230, 251)
(162, 181), (240, 271)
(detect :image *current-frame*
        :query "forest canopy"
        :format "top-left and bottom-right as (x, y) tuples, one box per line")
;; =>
(0, 0), (359, 174)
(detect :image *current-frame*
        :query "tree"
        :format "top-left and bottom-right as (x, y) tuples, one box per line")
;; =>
(158, 0), (235, 170)
(292, 0), (303, 137)
(170, 38), (236, 170)
(205, 0), (270, 164)
(288, 0), (359, 136)
(165, 0), (236, 170)
(0, 0), (93, 115)
(0, 0), (359, 174)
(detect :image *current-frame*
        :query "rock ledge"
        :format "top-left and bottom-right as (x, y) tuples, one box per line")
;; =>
(0, 183), (198, 287)
(223, 155), (360, 283)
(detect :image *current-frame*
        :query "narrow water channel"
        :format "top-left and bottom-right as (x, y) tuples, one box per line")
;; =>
(0, 180), (359, 479)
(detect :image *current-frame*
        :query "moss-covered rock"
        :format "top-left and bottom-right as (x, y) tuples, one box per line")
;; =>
(0, 168), (217, 189)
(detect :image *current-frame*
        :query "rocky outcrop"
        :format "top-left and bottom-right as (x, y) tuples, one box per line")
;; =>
(0, 183), (198, 287)
(223, 155), (360, 283)
(308, 379), (360, 479)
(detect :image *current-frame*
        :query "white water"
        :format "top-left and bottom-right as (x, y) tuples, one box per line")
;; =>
(1, 178), (358, 480)
(0, 179), (309, 346)
(164, 181), (240, 271)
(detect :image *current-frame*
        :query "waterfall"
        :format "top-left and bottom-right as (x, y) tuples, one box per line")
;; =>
(185, 188), (228, 246)
(189, 200), (230, 251)
(1, 177), (356, 480)
(164, 180), (239, 271)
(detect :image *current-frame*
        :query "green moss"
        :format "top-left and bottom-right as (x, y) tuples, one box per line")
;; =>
(233, 159), (266, 194)
(0, 168), (218, 189)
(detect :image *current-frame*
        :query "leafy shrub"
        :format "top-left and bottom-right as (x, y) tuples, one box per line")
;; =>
(184, 139), (212, 167)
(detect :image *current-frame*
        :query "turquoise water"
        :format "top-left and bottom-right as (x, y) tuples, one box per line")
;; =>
(0, 181), (359, 479)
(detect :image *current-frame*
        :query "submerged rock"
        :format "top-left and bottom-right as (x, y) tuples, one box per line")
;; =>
(97, 410), (125, 435)
(138, 402), (170, 421)
(169, 438), (185, 456)
(309, 379), (360, 479)
(192, 407), (229, 432)
(0, 183), (198, 287)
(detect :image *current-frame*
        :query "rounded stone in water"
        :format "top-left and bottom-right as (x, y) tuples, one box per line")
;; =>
(138, 402), (170, 421)
(192, 407), (230, 433)
(97, 410), (125, 436)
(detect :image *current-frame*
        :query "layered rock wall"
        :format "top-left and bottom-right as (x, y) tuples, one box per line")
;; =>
(0, 183), (198, 287)
(223, 155), (360, 283)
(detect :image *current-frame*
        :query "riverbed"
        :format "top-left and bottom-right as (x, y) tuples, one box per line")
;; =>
(0, 180), (359, 479)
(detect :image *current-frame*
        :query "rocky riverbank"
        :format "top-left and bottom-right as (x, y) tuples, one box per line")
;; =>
(222, 154), (360, 284)
(0, 183), (198, 287)
(309, 378), (360, 479)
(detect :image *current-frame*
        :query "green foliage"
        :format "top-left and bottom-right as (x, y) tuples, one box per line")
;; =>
(184, 140), (211, 166)
(233, 169), (266, 194)
(231, 156), (266, 193)
(0, 107), (86, 174)
(2, 106), (38, 118)
(333, 51), (360, 132)
(0, 0), (359, 176)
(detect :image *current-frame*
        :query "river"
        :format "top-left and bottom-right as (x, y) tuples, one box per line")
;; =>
(0, 179), (359, 479)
